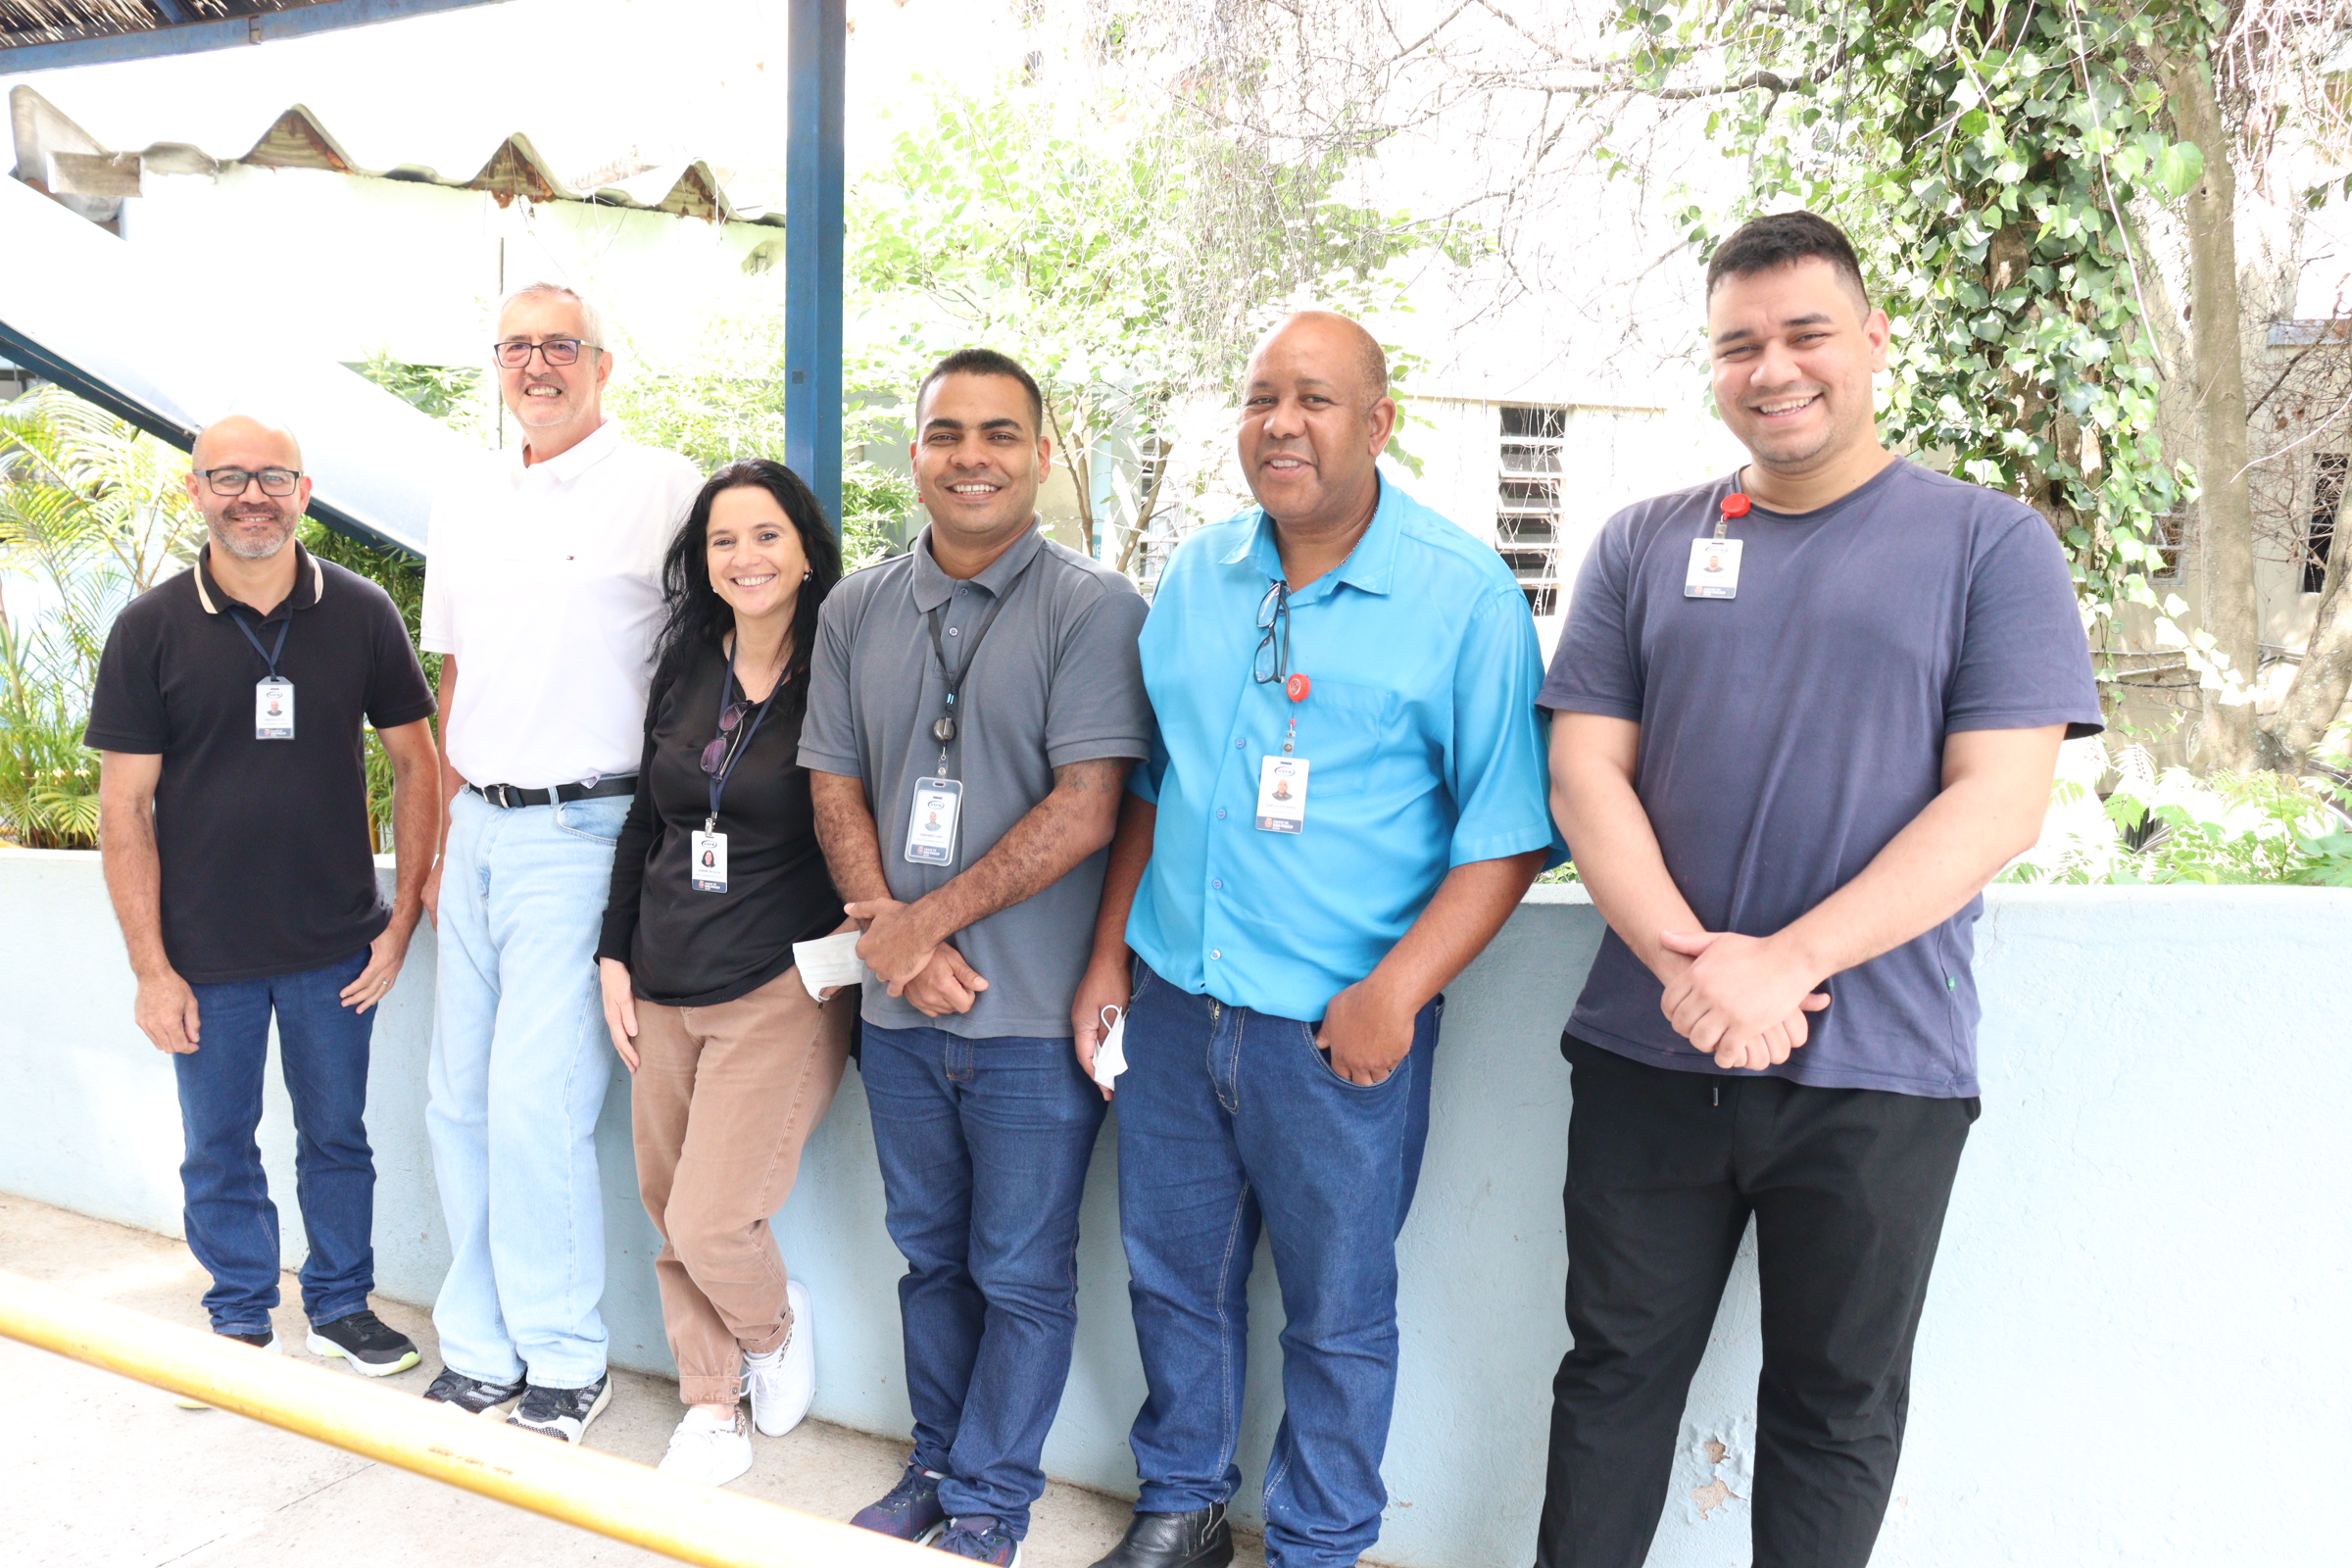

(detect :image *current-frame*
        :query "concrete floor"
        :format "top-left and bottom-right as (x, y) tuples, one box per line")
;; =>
(0, 1194), (1273, 1568)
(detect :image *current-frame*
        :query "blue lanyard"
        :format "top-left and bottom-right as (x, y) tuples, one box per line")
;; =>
(707, 642), (781, 826)
(229, 611), (289, 678)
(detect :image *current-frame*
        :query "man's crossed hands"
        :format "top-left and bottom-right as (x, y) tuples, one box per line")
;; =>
(1655, 929), (1831, 1072)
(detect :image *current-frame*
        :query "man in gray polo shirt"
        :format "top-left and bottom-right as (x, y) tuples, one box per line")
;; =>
(803, 348), (1150, 1566)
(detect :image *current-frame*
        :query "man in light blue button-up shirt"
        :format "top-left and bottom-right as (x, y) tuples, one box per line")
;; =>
(1073, 312), (1559, 1568)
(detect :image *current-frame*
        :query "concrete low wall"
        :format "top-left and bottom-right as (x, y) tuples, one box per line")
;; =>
(3, 846), (2346, 1567)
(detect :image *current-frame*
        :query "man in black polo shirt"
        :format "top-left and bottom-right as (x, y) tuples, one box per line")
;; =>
(88, 415), (440, 1388)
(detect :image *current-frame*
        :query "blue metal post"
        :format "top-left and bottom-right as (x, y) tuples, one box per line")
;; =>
(784, 0), (846, 533)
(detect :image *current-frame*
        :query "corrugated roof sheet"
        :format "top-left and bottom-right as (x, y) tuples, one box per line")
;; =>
(1, 2), (304, 50)
(8, 82), (783, 223)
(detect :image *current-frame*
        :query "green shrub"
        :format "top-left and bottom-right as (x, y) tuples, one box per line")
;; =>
(0, 388), (201, 848)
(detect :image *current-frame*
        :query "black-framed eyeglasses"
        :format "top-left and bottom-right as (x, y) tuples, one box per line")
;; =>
(1252, 581), (1292, 685)
(699, 700), (755, 776)
(492, 337), (597, 369)
(196, 466), (302, 498)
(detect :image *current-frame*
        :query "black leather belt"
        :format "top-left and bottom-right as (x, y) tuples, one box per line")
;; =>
(467, 775), (636, 809)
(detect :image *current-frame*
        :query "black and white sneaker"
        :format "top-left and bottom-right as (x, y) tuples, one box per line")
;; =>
(508, 1374), (612, 1443)
(307, 1310), (420, 1377)
(176, 1328), (278, 1410)
(423, 1368), (528, 1416)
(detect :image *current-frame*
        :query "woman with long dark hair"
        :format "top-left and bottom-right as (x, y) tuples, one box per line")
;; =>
(595, 459), (853, 1487)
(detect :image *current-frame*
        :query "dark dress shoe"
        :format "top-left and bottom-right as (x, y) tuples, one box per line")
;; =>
(1089, 1504), (1234, 1568)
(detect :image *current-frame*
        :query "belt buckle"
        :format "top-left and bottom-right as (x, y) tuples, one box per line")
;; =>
(491, 783), (515, 808)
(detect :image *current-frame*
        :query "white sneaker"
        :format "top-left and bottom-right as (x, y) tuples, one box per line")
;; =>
(657, 1404), (754, 1487)
(747, 1278), (815, 1438)
(176, 1329), (278, 1409)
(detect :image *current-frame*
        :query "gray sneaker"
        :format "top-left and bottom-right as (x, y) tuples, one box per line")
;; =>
(508, 1374), (612, 1443)
(422, 1368), (528, 1416)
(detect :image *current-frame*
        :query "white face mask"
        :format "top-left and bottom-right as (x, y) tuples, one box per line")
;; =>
(1092, 1005), (1128, 1091)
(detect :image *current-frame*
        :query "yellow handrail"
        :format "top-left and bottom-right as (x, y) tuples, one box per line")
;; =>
(0, 1269), (928, 1568)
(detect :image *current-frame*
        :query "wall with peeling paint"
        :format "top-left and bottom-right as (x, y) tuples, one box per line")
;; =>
(3, 850), (2345, 1567)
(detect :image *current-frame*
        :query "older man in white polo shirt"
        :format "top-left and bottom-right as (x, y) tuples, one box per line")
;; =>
(417, 281), (702, 1442)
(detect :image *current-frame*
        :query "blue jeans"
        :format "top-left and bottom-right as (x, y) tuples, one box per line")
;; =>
(1116, 960), (1440, 1568)
(177, 950), (377, 1335)
(860, 1023), (1107, 1537)
(426, 789), (626, 1390)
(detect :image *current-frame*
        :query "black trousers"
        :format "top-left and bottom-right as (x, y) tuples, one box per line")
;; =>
(1536, 1037), (1978, 1568)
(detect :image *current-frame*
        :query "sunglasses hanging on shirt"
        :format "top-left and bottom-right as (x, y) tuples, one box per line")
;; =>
(692, 644), (785, 894)
(1251, 581), (1313, 833)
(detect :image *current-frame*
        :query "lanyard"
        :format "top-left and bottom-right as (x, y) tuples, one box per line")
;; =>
(923, 552), (1039, 772)
(229, 611), (290, 677)
(707, 643), (782, 828)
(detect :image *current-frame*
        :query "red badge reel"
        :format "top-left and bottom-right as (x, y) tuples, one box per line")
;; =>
(1721, 492), (1751, 519)
(1286, 672), (1311, 703)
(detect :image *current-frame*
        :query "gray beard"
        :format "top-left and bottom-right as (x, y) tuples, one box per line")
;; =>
(213, 516), (292, 561)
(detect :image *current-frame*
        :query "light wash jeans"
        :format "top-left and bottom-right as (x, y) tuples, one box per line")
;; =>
(426, 788), (627, 1390)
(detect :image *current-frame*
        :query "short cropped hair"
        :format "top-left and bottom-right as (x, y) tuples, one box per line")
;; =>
(1705, 211), (1870, 308)
(916, 347), (1046, 432)
(495, 281), (609, 352)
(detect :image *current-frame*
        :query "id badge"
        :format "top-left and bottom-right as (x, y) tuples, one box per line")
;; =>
(691, 828), (729, 893)
(1685, 537), (1742, 599)
(904, 776), (963, 865)
(255, 676), (295, 740)
(1255, 755), (1309, 833)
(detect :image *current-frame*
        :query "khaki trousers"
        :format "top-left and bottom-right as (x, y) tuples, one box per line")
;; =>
(630, 967), (853, 1406)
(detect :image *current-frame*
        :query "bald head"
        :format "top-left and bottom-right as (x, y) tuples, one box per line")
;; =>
(185, 415), (310, 564)
(192, 414), (304, 472)
(1237, 309), (1398, 537)
(1249, 311), (1389, 402)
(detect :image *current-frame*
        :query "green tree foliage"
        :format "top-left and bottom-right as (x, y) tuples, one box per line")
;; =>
(349, 349), (489, 439)
(2005, 737), (2352, 883)
(1606, 0), (2221, 640)
(850, 76), (1447, 571)
(297, 521), (433, 851)
(0, 388), (202, 847)
(602, 328), (911, 569)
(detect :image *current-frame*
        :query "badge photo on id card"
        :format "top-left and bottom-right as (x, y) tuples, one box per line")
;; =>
(691, 828), (728, 893)
(905, 777), (963, 864)
(1685, 536), (1742, 600)
(255, 676), (295, 739)
(1256, 755), (1309, 833)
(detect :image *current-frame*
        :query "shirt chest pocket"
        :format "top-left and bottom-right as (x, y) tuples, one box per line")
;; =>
(1292, 678), (1396, 800)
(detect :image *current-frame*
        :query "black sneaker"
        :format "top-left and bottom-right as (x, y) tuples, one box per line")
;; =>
(508, 1374), (612, 1443)
(307, 1309), (420, 1377)
(851, 1459), (950, 1544)
(423, 1367), (528, 1415)
(175, 1328), (278, 1410)
(1087, 1505), (1234, 1568)
(934, 1517), (1023, 1566)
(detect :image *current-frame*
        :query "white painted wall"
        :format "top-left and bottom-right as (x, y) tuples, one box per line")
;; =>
(3, 847), (2344, 1568)
(1399, 395), (1737, 654)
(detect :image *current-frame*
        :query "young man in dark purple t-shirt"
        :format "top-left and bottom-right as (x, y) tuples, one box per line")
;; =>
(1536, 213), (2102, 1568)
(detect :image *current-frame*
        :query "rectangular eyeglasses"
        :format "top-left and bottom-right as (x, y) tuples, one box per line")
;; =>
(196, 466), (301, 497)
(492, 338), (595, 369)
